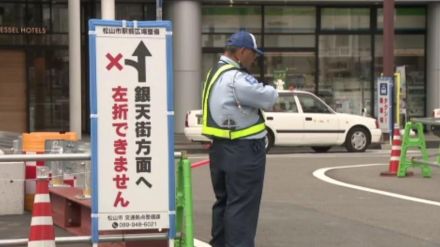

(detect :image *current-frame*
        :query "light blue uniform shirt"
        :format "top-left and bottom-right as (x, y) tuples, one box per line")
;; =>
(209, 56), (278, 139)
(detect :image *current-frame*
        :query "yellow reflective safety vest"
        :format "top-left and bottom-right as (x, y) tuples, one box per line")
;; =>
(202, 63), (266, 140)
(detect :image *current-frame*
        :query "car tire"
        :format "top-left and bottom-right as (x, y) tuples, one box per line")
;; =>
(311, 146), (331, 153)
(265, 130), (274, 153)
(344, 127), (369, 152)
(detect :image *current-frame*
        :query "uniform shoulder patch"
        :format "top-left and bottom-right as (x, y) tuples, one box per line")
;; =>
(244, 74), (258, 85)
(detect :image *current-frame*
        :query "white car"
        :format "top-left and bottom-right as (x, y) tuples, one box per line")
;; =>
(184, 90), (382, 152)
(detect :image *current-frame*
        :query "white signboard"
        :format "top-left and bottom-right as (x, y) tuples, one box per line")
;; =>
(377, 77), (393, 133)
(89, 20), (174, 234)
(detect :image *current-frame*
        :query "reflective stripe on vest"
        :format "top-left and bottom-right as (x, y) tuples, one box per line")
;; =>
(202, 63), (266, 140)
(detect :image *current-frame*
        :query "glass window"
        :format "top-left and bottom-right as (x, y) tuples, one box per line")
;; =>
(116, 3), (144, 20)
(374, 35), (425, 118)
(264, 6), (316, 33)
(319, 35), (372, 115)
(0, 35), (25, 45)
(202, 33), (262, 48)
(321, 8), (370, 31)
(264, 52), (316, 92)
(264, 35), (315, 48)
(202, 53), (221, 80)
(52, 4), (68, 33)
(26, 4), (50, 27)
(201, 52), (262, 85)
(26, 4), (42, 26)
(377, 7), (426, 30)
(202, 6), (261, 33)
(27, 34), (68, 45)
(297, 93), (332, 114)
(28, 49), (70, 131)
(273, 93), (298, 113)
(42, 4), (50, 28)
(95, 3), (155, 20)
(0, 3), (25, 26)
(144, 4), (156, 20)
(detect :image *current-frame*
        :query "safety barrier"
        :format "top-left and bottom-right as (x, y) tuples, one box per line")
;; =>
(0, 151), (195, 247)
(22, 132), (78, 211)
(398, 121), (440, 177)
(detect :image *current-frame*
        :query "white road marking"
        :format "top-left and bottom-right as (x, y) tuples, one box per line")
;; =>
(313, 163), (440, 207)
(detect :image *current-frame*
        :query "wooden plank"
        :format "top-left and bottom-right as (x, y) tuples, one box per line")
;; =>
(0, 50), (26, 133)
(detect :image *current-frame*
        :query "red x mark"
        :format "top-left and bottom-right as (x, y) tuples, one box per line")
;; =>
(106, 53), (123, 71)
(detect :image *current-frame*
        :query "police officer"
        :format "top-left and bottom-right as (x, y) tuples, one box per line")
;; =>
(202, 31), (278, 247)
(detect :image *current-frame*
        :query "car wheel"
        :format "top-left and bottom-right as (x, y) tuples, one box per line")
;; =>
(311, 146), (331, 153)
(345, 127), (369, 152)
(265, 130), (274, 153)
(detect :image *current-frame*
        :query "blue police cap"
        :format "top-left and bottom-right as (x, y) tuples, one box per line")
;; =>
(225, 31), (263, 55)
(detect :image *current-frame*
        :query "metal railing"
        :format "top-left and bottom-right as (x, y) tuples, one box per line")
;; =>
(0, 233), (177, 246)
(0, 151), (192, 246)
(0, 152), (184, 162)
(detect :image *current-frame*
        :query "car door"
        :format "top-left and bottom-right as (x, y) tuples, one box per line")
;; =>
(265, 92), (304, 145)
(296, 92), (341, 145)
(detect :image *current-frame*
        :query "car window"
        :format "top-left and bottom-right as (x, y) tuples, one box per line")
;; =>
(272, 93), (298, 113)
(297, 93), (332, 113)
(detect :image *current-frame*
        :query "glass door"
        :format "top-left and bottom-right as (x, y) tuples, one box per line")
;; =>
(263, 51), (316, 92)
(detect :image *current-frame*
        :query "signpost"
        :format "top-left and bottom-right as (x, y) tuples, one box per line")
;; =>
(377, 77), (393, 134)
(88, 19), (175, 244)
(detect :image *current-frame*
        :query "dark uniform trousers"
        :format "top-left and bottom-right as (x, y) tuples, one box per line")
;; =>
(209, 138), (266, 247)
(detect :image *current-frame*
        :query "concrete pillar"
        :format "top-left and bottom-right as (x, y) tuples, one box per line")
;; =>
(101, 0), (115, 19)
(166, 0), (202, 133)
(68, 0), (81, 139)
(427, 3), (440, 115)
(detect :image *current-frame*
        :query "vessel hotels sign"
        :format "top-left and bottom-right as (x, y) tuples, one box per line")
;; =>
(0, 26), (47, 34)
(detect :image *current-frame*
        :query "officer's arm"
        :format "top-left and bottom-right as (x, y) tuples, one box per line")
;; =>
(232, 72), (278, 111)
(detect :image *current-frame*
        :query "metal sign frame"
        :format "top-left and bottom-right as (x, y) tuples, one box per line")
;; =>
(88, 19), (175, 244)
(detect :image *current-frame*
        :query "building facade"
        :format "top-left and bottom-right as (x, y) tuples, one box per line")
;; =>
(0, 0), (439, 134)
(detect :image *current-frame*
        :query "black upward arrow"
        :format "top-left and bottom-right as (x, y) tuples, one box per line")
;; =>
(125, 41), (151, 82)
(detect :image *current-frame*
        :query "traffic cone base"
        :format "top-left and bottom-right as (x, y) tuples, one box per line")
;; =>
(28, 178), (56, 247)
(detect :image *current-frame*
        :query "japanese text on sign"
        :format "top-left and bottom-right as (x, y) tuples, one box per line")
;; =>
(91, 23), (171, 231)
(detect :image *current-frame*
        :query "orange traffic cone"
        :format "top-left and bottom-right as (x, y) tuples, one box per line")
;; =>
(28, 168), (56, 247)
(381, 124), (401, 176)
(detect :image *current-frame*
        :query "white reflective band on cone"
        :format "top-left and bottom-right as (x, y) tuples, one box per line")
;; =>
(28, 240), (56, 247)
(31, 216), (54, 226)
(34, 194), (51, 203)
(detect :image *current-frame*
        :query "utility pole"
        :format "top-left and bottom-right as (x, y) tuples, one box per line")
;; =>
(383, 0), (396, 141)
(383, 0), (395, 77)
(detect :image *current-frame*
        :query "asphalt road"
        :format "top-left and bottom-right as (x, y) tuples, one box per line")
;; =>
(189, 148), (440, 247)
(1, 148), (439, 246)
